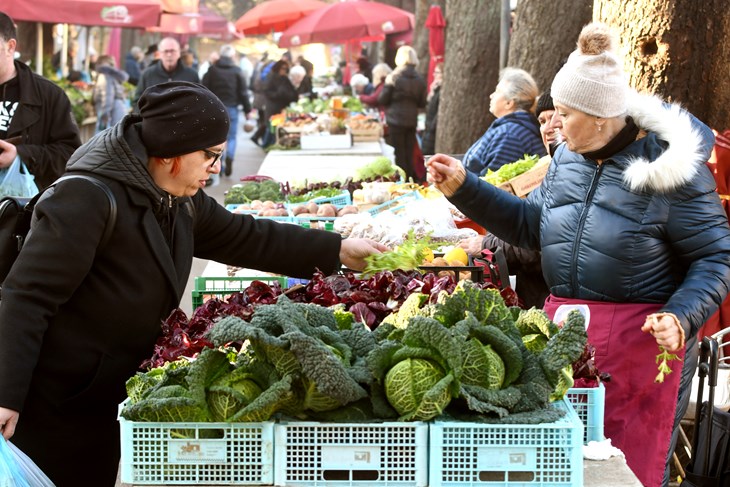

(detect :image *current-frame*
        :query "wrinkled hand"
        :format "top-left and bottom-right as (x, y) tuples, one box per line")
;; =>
(640, 313), (685, 352)
(0, 406), (19, 440)
(458, 236), (485, 257)
(0, 139), (17, 168)
(425, 153), (466, 197)
(340, 238), (389, 271)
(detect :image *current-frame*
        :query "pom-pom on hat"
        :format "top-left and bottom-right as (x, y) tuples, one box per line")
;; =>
(551, 23), (628, 118)
(138, 81), (229, 158)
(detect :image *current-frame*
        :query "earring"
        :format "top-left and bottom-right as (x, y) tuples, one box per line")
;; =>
(598, 125), (602, 132)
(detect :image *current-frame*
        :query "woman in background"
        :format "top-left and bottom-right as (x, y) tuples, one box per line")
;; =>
(378, 46), (427, 183)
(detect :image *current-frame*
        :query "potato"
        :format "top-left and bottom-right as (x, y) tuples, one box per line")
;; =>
(291, 204), (308, 216)
(297, 212), (316, 218)
(431, 257), (449, 267)
(275, 208), (289, 217)
(317, 204), (337, 217)
(306, 202), (319, 214)
(250, 200), (263, 210)
(337, 205), (358, 217)
(262, 200), (276, 209)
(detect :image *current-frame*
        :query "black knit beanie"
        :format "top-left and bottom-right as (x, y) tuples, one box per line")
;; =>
(535, 89), (554, 117)
(138, 81), (229, 158)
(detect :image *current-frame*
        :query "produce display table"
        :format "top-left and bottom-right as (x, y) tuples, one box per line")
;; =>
(257, 153), (380, 183)
(266, 140), (384, 156)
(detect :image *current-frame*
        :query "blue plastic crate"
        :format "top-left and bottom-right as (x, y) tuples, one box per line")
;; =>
(288, 190), (352, 209)
(274, 420), (428, 487)
(226, 205), (293, 223)
(565, 383), (605, 444)
(428, 398), (583, 487)
(366, 191), (422, 216)
(118, 401), (274, 485)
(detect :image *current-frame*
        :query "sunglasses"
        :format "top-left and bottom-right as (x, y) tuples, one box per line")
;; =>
(201, 149), (223, 168)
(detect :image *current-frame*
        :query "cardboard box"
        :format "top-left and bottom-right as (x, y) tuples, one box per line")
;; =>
(300, 130), (353, 150)
(507, 157), (551, 197)
(348, 121), (383, 142)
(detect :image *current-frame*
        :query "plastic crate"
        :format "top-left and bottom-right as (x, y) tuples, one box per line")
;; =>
(366, 191), (422, 216)
(274, 421), (428, 487)
(118, 403), (274, 485)
(191, 276), (288, 309)
(226, 205), (293, 223)
(288, 190), (353, 209)
(428, 398), (583, 487)
(565, 383), (605, 444)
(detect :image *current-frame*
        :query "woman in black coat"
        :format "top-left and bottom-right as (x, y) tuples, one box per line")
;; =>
(262, 60), (298, 147)
(0, 81), (386, 487)
(378, 46), (427, 183)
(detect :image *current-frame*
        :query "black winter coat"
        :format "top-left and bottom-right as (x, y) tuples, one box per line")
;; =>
(133, 60), (199, 108)
(203, 56), (251, 112)
(378, 64), (427, 129)
(264, 72), (298, 116)
(5, 61), (81, 189)
(0, 116), (342, 486)
(449, 94), (730, 340)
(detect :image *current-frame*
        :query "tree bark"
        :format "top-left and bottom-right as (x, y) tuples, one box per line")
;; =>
(595, 0), (730, 130)
(414, 0), (431, 80)
(436, 0), (501, 155)
(507, 0), (592, 95)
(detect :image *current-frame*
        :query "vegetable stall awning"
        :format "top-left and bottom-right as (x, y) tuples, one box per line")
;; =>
(234, 0), (329, 36)
(278, 0), (415, 48)
(4, 0), (162, 28)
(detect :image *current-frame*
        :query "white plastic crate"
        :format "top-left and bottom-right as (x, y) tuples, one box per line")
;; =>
(428, 398), (583, 487)
(274, 421), (428, 487)
(119, 405), (274, 485)
(565, 383), (605, 444)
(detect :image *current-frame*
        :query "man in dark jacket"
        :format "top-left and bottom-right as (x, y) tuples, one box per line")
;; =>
(0, 12), (81, 191)
(203, 44), (252, 176)
(0, 81), (387, 487)
(133, 37), (199, 109)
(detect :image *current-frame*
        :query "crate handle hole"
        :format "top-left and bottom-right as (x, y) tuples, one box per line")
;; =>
(322, 470), (380, 481)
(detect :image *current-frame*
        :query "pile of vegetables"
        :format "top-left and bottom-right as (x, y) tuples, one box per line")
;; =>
(224, 179), (284, 205)
(355, 157), (403, 181)
(123, 281), (586, 427)
(482, 154), (540, 186)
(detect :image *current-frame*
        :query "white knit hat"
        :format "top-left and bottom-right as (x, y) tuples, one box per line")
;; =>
(551, 23), (628, 118)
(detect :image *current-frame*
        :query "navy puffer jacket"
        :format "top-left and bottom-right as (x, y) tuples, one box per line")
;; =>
(449, 93), (730, 339)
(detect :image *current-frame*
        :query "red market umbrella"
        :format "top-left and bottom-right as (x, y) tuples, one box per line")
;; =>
(235, 0), (328, 36)
(4, 0), (162, 28)
(425, 4), (445, 87)
(160, 0), (198, 14)
(148, 12), (202, 34)
(279, 0), (415, 48)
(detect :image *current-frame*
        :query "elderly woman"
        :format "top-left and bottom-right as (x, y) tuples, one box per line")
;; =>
(359, 62), (392, 112)
(464, 68), (546, 175)
(289, 64), (312, 98)
(378, 45), (428, 182)
(0, 82), (386, 487)
(427, 23), (730, 487)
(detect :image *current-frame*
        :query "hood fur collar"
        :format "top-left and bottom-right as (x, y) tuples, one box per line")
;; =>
(622, 92), (709, 192)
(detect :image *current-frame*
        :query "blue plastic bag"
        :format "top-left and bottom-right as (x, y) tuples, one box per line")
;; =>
(0, 157), (39, 199)
(0, 436), (55, 486)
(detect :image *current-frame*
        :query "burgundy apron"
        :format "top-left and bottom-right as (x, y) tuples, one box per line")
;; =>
(544, 295), (685, 487)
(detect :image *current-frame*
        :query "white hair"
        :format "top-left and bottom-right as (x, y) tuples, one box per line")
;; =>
(219, 44), (236, 59)
(350, 73), (370, 88)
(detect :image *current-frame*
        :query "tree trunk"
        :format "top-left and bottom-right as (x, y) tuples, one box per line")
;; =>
(436, 0), (501, 155)
(508, 0), (592, 95)
(414, 0), (431, 80)
(595, 0), (730, 130)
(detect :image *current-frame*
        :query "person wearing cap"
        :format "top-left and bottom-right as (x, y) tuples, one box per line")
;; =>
(427, 22), (730, 487)
(0, 81), (387, 486)
(463, 67), (546, 176)
(456, 90), (557, 309)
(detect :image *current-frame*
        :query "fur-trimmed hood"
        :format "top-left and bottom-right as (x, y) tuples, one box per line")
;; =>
(622, 92), (714, 192)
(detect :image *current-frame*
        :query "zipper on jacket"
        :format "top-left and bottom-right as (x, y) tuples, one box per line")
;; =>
(168, 193), (173, 208)
(570, 162), (605, 294)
